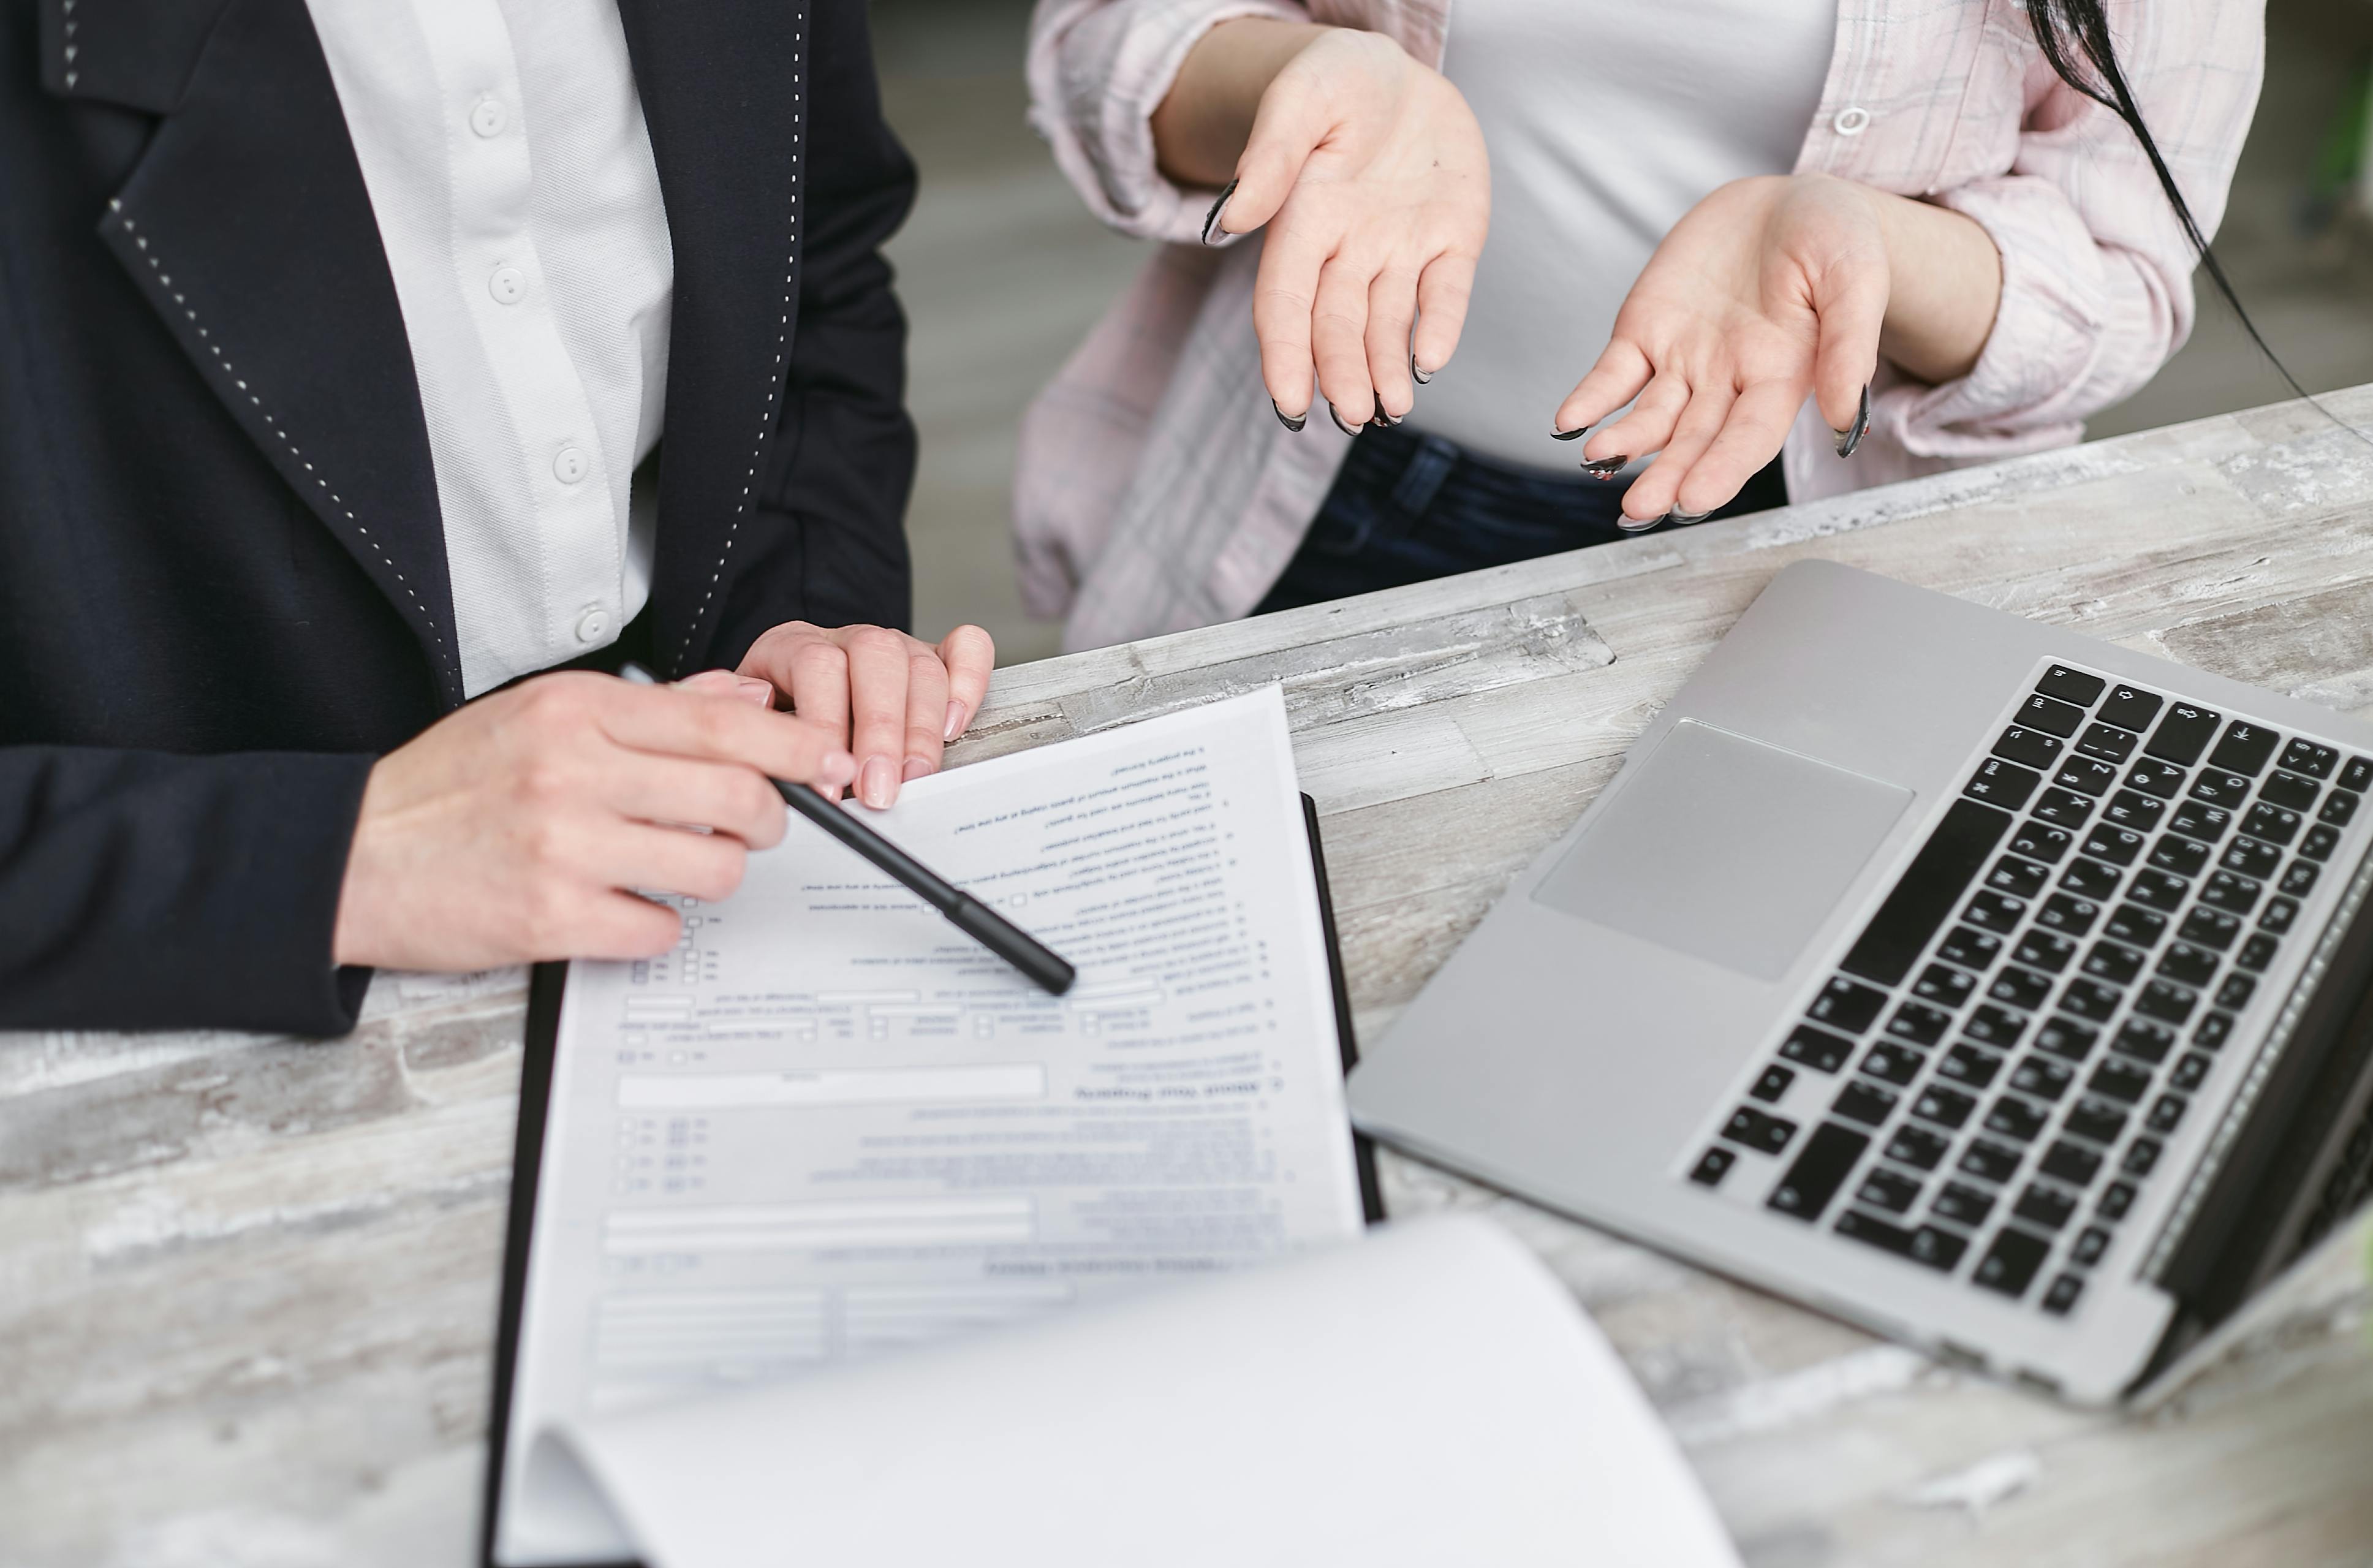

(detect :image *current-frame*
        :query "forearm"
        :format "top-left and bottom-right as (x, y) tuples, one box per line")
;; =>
(1868, 187), (2004, 386)
(1149, 17), (1329, 187)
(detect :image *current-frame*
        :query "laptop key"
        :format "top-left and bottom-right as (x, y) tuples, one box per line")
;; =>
(2055, 756), (2121, 797)
(2113, 1019), (2176, 1065)
(2167, 800), (2233, 843)
(1966, 758), (2043, 810)
(2219, 837), (2279, 880)
(2060, 977), (2122, 1021)
(2041, 1272), (2087, 1315)
(1974, 1227), (2051, 1298)
(2138, 700), (2213, 763)
(2040, 1138), (2105, 1186)
(2200, 871), (2262, 914)
(1834, 1210), (1968, 1271)
(1855, 1165), (1923, 1214)
(2241, 803), (2302, 847)
(2097, 1179), (2138, 1219)
(2170, 1052), (2212, 1092)
(2235, 934), (2277, 973)
(1766, 1121), (1871, 1219)
(2179, 906), (2241, 950)
(1781, 1023), (1854, 1072)
(1986, 855), (2049, 900)
(2013, 930), (2079, 974)
(2190, 769), (2253, 810)
(2214, 974), (2255, 1011)
(1750, 1064), (1796, 1102)
(2301, 823), (2341, 862)
(2080, 941), (2144, 985)
(1911, 1084), (1977, 1129)
(2087, 1058), (2152, 1105)
(2320, 789), (2360, 827)
(1810, 977), (1891, 1033)
(2014, 1183), (2077, 1232)
(1932, 1180), (1997, 1228)
(2342, 756), (2373, 792)
(1860, 1043), (1923, 1087)
(2073, 1225), (2113, 1267)
(2125, 759), (2187, 800)
(1939, 1042), (2006, 1087)
(1962, 1004), (2027, 1049)
(2077, 723), (2138, 764)
(1983, 1096), (2048, 1143)
(1937, 925), (2003, 971)
(2037, 665), (2106, 706)
(1887, 1124), (1952, 1170)
(2009, 821), (2074, 865)
(2208, 721), (2280, 776)
(2279, 860), (2320, 898)
(2148, 836), (2211, 877)
(2192, 1011), (2235, 1051)
(2007, 1056), (2075, 1102)
(2032, 786), (2097, 827)
(2103, 788), (2167, 830)
(2146, 1094), (2188, 1134)
(1690, 1147), (1737, 1186)
(2060, 857), (2122, 901)
(2130, 869), (2189, 911)
(2102, 686), (2167, 733)
(2122, 1137), (2164, 1176)
(2064, 1097), (2129, 1145)
(1958, 1138), (2025, 1184)
(2279, 738), (2337, 779)
(2035, 1016), (2100, 1061)
(1723, 1106), (1798, 1155)
(2260, 771), (2320, 812)
(2156, 941), (2219, 988)
(2258, 896), (2300, 936)
(2103, 904), (2167, 947)
(2018, 692), (2089, 737)
(1994, 726), (2064, 771)
(1986, 964), (2054, 1012)
(2133, 979), (2198, 1026)
(1841, 798), (2016, 986)
(2036, 893), (2101, 936)
(1964, 890), (2026, 933)
(1885, 1002), (1952, 1047)
(1913, 963), (1977, 1006)
(2079, 824), (2144, 865)
(1833, 1079), (1900, 1126)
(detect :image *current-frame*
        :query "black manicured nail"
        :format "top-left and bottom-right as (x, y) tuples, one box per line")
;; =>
(1669, 507), (1713, 525)
(1551, 425), (1589, 441)
(1329, 404), (1366, 437)
(1578, 455), (1627, 479)
(1834, 383), (1870, 458)
(1200, 179), (1238, 247)
(1372, 395), (1401, 428)
(1411, 355), (1433, 385)
(1273, 400), (1306, 433)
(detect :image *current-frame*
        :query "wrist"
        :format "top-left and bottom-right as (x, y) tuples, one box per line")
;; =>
(1153, 19), (1336, 189)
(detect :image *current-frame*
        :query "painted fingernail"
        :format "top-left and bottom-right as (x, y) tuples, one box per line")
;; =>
(820, 750), (857, 788)
(1551, 425), (1589, 442)
(1371, 395), (1401, 428)
(1669, 507), (1713, 525)
(860, 754), (897, 809)
(1835, 384), (1870, 459)
(736, 676), (776, 706)
(1273, 400), (1307, 433)
(1411, 355), (1433, 386)
(1618, 513), (1664, 533)
(1329, 404), (1366, 437)
(1200, 178), (1238, 247)
(903, 756), (933, 783)
(944, 700), (968, 741)
(1579, 455), (1627, 479)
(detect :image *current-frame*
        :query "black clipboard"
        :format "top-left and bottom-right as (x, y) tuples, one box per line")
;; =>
(479, 795), (1382, 1568)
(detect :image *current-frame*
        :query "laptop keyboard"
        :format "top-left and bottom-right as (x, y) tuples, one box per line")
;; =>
(1689, 661), (2370, 1318)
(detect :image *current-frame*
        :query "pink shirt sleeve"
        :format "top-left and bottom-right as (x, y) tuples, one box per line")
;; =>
(1027, 0), (1311, 246)
(1882, 0), (2265, 458)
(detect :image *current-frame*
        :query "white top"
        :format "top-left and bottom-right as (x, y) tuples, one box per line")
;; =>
(305, 0), (673, 697)
(1404, 0), (1837, 475)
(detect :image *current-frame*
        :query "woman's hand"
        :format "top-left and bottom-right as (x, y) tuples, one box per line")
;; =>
(736, 623), (995, 809)
(1160, 23), (1489, 431)
(1556, 173), (2002, 526)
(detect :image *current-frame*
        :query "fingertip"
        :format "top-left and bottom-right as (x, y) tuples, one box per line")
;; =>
(944, 700), (967, 742)
(903, 756), (933, 784)
(819, 750), (857, 789)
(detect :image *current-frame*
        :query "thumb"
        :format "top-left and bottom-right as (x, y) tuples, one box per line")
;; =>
(1212, 75), (1330, 240)
(1809, 257), (1887, 436)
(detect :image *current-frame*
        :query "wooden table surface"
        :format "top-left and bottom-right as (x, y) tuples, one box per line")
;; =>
(9, 388), (2373, 1567)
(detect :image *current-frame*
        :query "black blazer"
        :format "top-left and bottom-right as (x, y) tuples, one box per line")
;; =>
(0, 0), (918, 1033)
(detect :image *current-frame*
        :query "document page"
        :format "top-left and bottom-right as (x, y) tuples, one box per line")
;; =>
(496, 687), (1366, 1565)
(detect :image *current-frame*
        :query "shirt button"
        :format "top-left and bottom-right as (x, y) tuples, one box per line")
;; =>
(553, 446), (588, 484)
(575, 605), (613, 645)
(470, 97), (508, 138)
(488, 265), (526, 305)
(1833, 106), (1872, 136)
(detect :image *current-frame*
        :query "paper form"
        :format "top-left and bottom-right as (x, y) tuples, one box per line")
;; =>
(496, 687), (1366, 1565)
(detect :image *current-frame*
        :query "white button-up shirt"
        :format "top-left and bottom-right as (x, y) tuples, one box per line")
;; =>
(305, 0), (672, 697)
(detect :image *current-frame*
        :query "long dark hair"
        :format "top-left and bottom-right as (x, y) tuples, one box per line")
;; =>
(2024, 0), (2311, 403)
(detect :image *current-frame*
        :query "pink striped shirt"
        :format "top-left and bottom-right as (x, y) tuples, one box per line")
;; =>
(1018, 0), (2265, 651)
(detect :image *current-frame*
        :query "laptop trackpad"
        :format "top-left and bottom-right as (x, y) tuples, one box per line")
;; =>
(1532, 721), (1912, 982)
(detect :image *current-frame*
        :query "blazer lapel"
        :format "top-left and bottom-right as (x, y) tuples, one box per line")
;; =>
(613, 0), (809, 676)
(59, 0), (467, 708)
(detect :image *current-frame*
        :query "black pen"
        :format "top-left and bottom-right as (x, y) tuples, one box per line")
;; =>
(621, 663), (1077, 995)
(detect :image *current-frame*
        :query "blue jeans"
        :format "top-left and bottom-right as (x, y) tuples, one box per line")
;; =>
(1254, 425), (1787, 615)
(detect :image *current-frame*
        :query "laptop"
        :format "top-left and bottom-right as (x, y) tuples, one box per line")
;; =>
(1347, 559), (2373, 1405)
